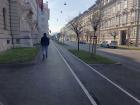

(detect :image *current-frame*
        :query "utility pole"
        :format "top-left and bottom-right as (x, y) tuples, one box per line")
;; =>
(136, 0), (140, 47)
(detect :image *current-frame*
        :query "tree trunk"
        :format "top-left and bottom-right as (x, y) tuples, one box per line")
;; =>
(91, 31), (97, 57)
(89, 37), (91, 53)
(91, 38), (94, 56)
(77, 37), (80, 51)
(93, 39), (97, 56)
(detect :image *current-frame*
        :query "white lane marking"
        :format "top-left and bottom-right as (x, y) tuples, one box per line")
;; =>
(53, 44), (97, 105)
(69, 49), (140, 104)
(0, 102), (4, 105)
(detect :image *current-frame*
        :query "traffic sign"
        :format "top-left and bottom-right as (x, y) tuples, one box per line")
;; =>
(90, 36), (97, 39)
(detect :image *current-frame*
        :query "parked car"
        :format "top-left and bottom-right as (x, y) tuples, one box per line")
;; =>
(109, 41), (118, 48)
(100, 41), (110, 48)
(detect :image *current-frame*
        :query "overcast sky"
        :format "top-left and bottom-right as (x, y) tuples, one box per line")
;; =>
(44, 0), (96, 33)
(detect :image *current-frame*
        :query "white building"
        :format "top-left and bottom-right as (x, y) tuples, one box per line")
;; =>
(15, 0), (39, 47)
(100, 0), (140, 46)
(0, 0), (43, 52)
(38, 1), (50, 36)
(63, 0), (140, 46)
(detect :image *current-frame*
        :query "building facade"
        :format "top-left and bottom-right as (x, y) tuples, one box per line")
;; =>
(63, 0), (140, 46)
(0, 0), (49, 52)
(0, 0), (12, 51)
(16, 0), (39, 47)
(38, 1), (50, 36)
(62, 3), (100, 43)
(100, 0), (140, 45)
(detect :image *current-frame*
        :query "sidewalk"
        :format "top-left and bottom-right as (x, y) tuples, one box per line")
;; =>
(0, 41), (93, 105)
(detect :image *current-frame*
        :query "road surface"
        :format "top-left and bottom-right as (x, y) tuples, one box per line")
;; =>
(0, 42), (94, 105)
(0, 41), (140, 105)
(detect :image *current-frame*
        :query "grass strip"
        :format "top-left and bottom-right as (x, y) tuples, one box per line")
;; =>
(69, 49), (115, 64)
(0, 47), (38, 64)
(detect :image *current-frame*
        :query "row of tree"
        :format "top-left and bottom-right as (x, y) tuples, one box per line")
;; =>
(70, 11), (101, 57)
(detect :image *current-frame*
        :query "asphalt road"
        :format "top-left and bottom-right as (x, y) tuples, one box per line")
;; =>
(65, 41), (140, 72)
(55, 41), (140, 105)
(0, 42), (94, 105)
(0, 41), (140, 105)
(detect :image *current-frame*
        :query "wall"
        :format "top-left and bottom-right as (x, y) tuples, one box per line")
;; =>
(0, 0), (12, 51)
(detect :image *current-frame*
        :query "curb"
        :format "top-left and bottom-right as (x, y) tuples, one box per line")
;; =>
(89, 62), (122, 66)
(0, 61), (36, 68)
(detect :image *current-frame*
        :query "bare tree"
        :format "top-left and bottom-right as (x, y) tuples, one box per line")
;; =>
(70, 19), (83, 51)
(85, 29), (92, 53)
(110, 32), (117, 41)
(90, 12), (101, 56)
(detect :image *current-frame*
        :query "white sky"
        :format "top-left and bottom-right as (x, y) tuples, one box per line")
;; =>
(44, 0), (96, 33)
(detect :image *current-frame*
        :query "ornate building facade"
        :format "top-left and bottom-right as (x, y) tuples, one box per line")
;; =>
(0, 0), (12, 51)
(63, 0), (140, 46)
(15, 0), (39, 47)
(0, 0), (44, 52)
(38, 2), (50, 36)
(100, 0), (140, 45)
(62, 2), (101, 43)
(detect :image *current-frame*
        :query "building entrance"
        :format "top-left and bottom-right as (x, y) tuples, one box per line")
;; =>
(121, 30), (127, 45)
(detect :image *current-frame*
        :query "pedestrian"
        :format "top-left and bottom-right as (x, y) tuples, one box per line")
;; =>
(41, 33), (50, 61)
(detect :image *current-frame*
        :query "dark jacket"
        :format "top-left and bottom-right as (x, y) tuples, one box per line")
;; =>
(41, 36), (50, 46)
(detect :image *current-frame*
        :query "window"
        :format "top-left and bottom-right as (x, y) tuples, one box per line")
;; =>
(16, 39), (20, 44)
(3, 8), (7, 29)
(120, 15), (123, 24)
(124, 0), (128, 9)
(113, 6), (116, 14)
(133, 0), (138, 7)
(117, 3), (121, 12)
(7, 40), (10, 44)
(116, 16), (120, 25)
(122, 14), (127, 24)
(131, 12), (135, 22)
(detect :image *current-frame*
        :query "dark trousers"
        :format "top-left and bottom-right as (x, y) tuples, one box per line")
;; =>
(42, 46), (48, 59)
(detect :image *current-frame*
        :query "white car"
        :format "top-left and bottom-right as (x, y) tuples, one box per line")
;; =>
(109, 41), (118, 48)
(101, 41), (110, 48)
